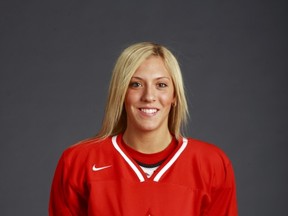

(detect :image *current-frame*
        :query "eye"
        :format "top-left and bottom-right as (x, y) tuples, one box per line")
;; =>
(157, 83), (168, 88)
(129, 82), (142, 88)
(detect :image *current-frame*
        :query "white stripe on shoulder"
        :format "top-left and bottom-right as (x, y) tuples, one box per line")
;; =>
(153, 137), (188, 182)
(111, 135), (145, 182)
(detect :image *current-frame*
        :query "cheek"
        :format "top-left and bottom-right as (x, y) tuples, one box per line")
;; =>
(124, 90), (139, 107)
(159, 93), (175, 106)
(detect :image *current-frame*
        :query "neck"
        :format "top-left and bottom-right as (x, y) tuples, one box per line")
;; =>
(123, 128), (172, 154)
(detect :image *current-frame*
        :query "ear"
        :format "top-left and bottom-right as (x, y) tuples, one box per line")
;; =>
(171, 96), (177, 107)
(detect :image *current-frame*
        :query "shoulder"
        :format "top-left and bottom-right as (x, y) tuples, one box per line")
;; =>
(183, 137), (232, 167)
(60, 137), (113, 163)
(182, 137), (235, 187)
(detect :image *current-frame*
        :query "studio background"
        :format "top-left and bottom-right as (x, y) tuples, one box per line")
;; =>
(0, 0), (287, 215)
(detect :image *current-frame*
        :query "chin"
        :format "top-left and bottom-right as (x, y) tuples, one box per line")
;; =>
(136, 123), (162, 132)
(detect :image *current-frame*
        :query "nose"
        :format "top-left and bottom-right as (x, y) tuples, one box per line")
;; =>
(141, 85), (156, 102)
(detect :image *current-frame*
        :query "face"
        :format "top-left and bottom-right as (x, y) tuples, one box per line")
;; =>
(124, 56), (175, 133)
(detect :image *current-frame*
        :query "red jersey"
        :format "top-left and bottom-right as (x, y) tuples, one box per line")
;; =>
(49, 134), (238, 215)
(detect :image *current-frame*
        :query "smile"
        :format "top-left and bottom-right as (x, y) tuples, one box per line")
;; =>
(140, 108), (158, 114)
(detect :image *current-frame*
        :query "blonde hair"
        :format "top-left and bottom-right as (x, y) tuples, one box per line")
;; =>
(96, 42), (189, 139)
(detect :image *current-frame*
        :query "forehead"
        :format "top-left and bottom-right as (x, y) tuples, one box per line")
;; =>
(132, 56), (171, 79)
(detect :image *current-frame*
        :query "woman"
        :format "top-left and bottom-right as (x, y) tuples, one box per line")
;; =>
(49, 42), (238, 215)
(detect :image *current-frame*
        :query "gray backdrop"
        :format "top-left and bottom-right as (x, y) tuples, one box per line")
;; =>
(0, 0), (287, 215)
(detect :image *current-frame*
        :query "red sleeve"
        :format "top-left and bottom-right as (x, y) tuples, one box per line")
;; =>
(49, 151), (88, 216)
(205, 162), (238, 216)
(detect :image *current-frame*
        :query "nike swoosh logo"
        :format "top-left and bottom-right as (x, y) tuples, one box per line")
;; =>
(92, 164), (112, 171)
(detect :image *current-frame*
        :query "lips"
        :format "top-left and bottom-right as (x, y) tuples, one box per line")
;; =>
(139, 108), (158, 114)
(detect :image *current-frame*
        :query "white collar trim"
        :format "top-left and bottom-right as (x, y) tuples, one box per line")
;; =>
(111, 135), (188, 182)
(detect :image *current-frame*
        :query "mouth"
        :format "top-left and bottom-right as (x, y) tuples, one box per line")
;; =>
(139, 108), (158, 114)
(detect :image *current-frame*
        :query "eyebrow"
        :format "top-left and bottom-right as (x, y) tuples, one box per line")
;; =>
(131, 76), (171, 81)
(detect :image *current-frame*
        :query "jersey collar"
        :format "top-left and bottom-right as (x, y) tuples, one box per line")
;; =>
(111, 135), (188, 182)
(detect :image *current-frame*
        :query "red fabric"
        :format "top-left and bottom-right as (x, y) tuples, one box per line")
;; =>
(122, 135), (177, 165)
(49, 135), (238, 216)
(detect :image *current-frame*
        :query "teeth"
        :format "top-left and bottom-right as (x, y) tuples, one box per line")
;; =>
(141, 109), (157, 114)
